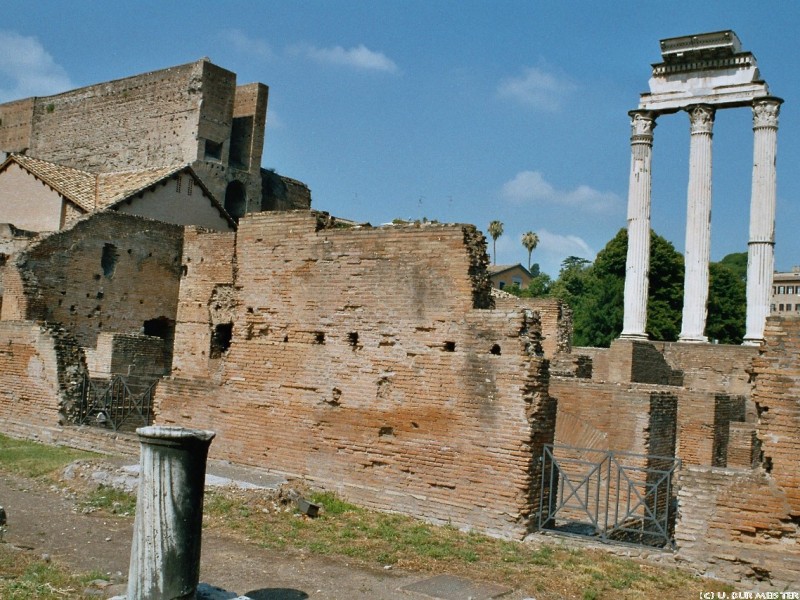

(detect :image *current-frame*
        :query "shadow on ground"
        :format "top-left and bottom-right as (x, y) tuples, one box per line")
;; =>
(245, 590), (309, 600)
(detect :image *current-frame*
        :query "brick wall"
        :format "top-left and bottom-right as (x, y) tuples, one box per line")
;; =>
(156, 211), (554, 538)
(170, 227), (236, 378)
(0, 98), (35, 152)
(550, 378), (676, 457)
(85, 332), (169, 380)
(21, 61), (209, 172)
(0, 321), (85, 429)
(10, 212), (183, 350)
(492, 295), (572, 358)
(673, 316), (800, 589)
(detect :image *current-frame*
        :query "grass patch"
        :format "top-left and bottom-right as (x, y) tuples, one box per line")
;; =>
(79, 484), (136, 516)
(0, 544), (103, 600)
(0, 434), (96, 478)
(201, 488), (734, 599)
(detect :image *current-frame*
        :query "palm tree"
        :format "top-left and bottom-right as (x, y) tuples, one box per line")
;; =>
(488, 220), (504, 265)
(522, 231), (539, 271)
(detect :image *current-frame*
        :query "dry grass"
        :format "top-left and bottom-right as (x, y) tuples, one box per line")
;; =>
(202, 488), (734, 600)
(0, 545), (103, 600)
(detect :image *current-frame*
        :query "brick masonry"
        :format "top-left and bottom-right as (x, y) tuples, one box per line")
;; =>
(155, 211), (556, 538)
(9, 212), (183, 350)
(673, 316), (800, 589)
(0, 205), (797, 583)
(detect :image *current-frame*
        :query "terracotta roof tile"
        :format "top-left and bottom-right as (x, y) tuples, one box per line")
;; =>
(7, 154), (95, 211)
(96, 165), (185, 208)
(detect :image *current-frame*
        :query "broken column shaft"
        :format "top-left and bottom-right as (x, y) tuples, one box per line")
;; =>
(127, 426), (216, 600)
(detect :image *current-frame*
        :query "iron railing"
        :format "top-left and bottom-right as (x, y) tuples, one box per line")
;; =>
(538, 444), (680, 549)
(74, 374), (156, 432)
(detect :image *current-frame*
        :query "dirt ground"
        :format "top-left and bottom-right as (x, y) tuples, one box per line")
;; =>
(0, 460), (536, 600)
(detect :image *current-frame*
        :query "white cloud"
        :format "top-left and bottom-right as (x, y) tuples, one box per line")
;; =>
(497, 65), (576, 111)
(536, 228), (595, 260)
(294, 43), (398, 73)
(0, 31), (73, 101)
(220, 30), (274, 61)
(501, 170), (621, 213)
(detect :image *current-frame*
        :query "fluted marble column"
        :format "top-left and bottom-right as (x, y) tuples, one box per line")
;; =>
(679, 105), (715, 343)
(622, 110), (657, 340)
(127, 426), (215, 600)
(744, 97), (782, 345)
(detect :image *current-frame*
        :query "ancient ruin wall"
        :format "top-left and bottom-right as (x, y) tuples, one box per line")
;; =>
(170, 226), (236, 378)
(0, 320), (140, 455)
(10, 212), (183, 350)
(492, 296), (572, 358)
(0, 98), (34, 153)
(0, 321), (85, 434)
(7, 60), (236, 173)
(156, 211), (555, 538)
(674, 316), (800, 589)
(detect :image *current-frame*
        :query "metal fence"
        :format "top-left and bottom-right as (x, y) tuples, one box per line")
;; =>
(538, 444), (680, 549)
(73, 374), (156, 432)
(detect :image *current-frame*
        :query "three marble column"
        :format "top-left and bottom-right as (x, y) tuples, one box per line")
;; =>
(621, 97), (781, 345)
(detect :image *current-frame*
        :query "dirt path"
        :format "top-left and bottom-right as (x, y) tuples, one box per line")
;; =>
(0, 470), (532, 599)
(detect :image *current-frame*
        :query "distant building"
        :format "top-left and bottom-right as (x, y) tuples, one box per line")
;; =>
(488, 263), (532, 291)
(0, 58), (310, 230)
(0, 154), (235, 232)
(771, 267), (800, 314)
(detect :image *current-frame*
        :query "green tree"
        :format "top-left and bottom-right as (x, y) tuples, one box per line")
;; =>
(487, 220), (504, 265)
(549, 256), (592, 309)
(507, 272), (552, 298)
(523, 272), (553, 297)
(718, 252), (748, 282)
(521, 231), (539, 271)
(565, 229), (684, 347)
(645, 232), (685, 341)
(706, 260), (746, 344)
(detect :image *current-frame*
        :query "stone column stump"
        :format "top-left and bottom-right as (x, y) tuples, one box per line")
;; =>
(127, 425), (216, 600)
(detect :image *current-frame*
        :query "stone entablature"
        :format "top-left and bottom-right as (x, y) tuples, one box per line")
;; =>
(644, 30), (769, 112)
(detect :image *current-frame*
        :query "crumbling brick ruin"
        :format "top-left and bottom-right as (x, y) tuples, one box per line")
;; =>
(0, 54), (798, 590)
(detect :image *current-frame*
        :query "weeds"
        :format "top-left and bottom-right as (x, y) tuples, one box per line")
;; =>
(0, 435), (96, 478)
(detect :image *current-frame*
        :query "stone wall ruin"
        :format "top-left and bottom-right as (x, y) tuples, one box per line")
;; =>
(0, 43), (797, 589)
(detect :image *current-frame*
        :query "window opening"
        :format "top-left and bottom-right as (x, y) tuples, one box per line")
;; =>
(210, 323), (233, 358)
(101, 243), (119, 278)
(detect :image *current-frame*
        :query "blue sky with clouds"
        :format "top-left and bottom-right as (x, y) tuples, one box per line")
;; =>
(2, 1), (798, 276)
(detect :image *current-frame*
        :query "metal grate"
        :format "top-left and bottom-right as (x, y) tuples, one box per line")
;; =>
(73, 374), (156, 432)
(538, 444), (680, 549)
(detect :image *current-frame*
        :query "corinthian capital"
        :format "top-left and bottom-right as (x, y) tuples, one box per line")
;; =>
(752, 97), (782, 129)
(688, 105), (715, 134)
(629, 110), (656, 138)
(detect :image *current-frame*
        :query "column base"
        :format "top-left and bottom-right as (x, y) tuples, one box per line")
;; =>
(678, 334), (708, 344)
(742, 337), (764, 347)
(619, 332), (649, 341)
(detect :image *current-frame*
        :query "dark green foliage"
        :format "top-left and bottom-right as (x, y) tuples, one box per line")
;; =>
(565, 229), (684, 347)
(706, 261), (746, 344)
(507, 272), (552, 298)
(507, 230), (744, 347)
(718, 252), (748, 282)
(645, 232), (685, 342)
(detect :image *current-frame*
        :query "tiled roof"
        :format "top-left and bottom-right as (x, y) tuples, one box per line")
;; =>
(3, 155), (235, 228)
(96, 165), (185, 208)
(5, 154), (96, 211)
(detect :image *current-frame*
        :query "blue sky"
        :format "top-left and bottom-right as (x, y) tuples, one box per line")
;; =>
(2, 1), (798, 276)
